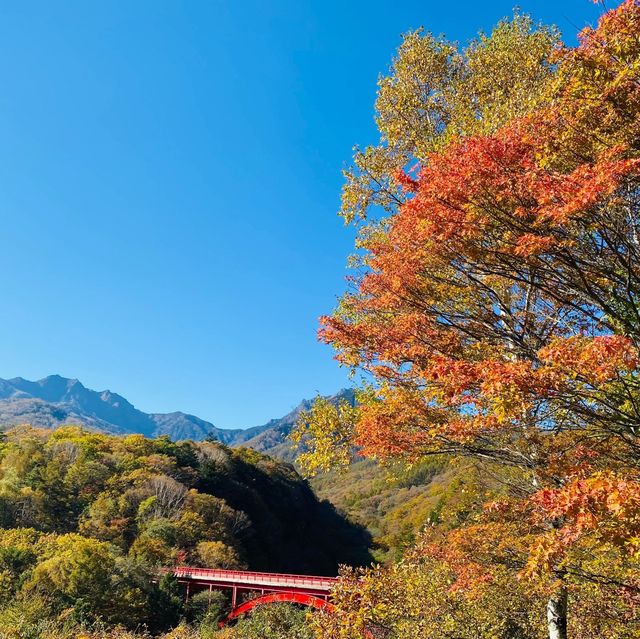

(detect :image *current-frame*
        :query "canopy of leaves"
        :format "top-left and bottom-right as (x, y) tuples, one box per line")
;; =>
(308, 1), (640, 637)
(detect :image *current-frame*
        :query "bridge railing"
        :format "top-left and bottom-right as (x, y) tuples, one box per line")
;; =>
(167, 566), (338, 591)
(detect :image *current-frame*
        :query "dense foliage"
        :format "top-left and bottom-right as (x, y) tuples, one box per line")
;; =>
(0, 426), (370, 637)
(312, 456), (454, 561)
(295, 2), (640, 638)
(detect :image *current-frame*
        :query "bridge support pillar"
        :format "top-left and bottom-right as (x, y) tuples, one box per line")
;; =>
(232, 585), (237, 609)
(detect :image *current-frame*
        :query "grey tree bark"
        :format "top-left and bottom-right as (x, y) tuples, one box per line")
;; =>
(547, 585), (568, 639)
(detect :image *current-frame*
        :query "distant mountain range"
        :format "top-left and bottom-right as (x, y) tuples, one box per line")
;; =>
(0, 375), (354, 454)
(234, 388), (355, 459)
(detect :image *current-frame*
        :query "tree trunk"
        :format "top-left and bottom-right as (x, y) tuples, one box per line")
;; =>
(547, 584), (568, 639)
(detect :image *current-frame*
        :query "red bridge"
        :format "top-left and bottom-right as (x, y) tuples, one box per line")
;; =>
(169, 566), (337, 623)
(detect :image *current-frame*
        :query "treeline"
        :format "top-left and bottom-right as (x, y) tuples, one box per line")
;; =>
(294, 2), (640, 638)
(0, 425), (370, 637)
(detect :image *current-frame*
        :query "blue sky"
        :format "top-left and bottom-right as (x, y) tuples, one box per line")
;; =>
(0, 1), (601, 428)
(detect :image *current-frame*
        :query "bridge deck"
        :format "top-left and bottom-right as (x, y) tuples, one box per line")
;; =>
(171, 566), (337, 594)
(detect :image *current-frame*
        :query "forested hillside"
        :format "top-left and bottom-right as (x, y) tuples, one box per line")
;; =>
(0, 426), (371, 637)
(312, 457), (458, 561)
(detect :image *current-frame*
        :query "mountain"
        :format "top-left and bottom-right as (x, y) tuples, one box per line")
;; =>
(150, 411), (241, 442)
(0, 375), (239, 442)
(0, 375), (353, 454)
(233, 388), (356, 460)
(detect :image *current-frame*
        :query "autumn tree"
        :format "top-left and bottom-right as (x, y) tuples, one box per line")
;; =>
(298, 2), (640, 638)
(25, 534), (149, 626)
(195, 541), (246, 570)
(340, 11), (559, 224)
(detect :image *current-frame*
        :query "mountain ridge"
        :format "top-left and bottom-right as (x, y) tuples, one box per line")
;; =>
(232, 389), (356, 459)
(0, 374), (353, 452)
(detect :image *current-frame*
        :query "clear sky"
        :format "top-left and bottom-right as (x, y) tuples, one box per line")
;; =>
(0, 0), (602, 428)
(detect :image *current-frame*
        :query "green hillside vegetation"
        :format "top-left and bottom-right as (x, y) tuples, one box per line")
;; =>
(312, 457), (495, 562)
(0, 426), (371, 637)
